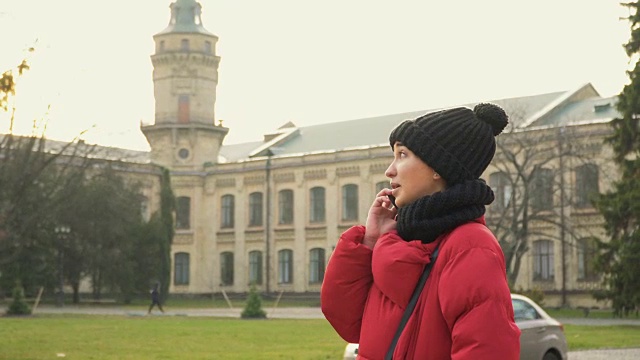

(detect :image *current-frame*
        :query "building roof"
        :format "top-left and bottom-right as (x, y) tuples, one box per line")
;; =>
(223, 84), (618, 162)
(0, 135), (151, 164)
(2, 83), (618, 167)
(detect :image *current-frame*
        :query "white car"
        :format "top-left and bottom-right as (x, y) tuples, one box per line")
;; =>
(343, 294), (568, 360)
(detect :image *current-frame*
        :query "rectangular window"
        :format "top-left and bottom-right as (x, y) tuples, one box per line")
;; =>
(248, 251), (263, 285)
(278, 249), (293, 284)
(220, 252), (234, 286)
(309, 248), (325, 284)
(181, 39), (190, 51)
(174, 252), (190, 285)
(575, 164), (599, 208)
(249, 192), (263, 227)
(176, 196), (191, 229)
(221, 195), (234, 228)
(204, 41), (212, 54)
(342, 184), (359, 221)
(577, 238), (597, 281)
(531, 168), (553, 211)
(178, 94), (190, 123)
(278, 190), (294, 225)
(533, 240), (554, 281)
(490, 172), (512, 212)
(309, 187), (325, 223)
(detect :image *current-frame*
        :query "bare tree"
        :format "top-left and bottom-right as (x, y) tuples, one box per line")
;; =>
(486, 107), (608, 305)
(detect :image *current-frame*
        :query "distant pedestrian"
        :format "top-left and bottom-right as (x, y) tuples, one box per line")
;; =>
(147, 283), (164, 315)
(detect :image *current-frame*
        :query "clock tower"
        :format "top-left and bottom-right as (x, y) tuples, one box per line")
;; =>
(142, 0), (228, 169)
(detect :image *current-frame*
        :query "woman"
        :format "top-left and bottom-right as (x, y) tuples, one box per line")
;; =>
(321, 103), (520, 359)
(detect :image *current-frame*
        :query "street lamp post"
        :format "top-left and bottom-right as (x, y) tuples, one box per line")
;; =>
(54, 225), (70, 307)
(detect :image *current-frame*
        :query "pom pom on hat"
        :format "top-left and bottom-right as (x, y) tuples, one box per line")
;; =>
(474, 103), (509, 136)
(389, 103), (509, 184)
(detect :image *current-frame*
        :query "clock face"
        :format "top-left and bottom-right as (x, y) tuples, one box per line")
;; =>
(178, 148), (190, 159)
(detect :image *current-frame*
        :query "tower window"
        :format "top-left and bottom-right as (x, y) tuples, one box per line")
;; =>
(204, 41), (212, 54)
(178, 95), (190, 123)
(159, 40), (165, 53)
(181, 39), (190, 51)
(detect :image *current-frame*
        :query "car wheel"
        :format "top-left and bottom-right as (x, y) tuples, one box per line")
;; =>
(542, 351), (560, 360)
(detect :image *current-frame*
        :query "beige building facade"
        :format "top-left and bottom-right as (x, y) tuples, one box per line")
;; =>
(96, 0), (620, 307)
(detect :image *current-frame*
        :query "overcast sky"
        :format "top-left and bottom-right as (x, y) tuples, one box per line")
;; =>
(0, 0), (631, 151)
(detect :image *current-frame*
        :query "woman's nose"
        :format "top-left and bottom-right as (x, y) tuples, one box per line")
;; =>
(385, 162), (396, 178)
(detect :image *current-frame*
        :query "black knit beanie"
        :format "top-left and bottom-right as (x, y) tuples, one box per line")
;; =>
(388, 103), (509, 185)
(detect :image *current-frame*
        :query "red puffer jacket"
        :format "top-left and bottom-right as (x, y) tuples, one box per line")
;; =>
(321, 217), (520, 360)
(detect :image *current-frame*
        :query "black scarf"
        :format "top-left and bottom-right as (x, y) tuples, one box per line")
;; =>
(396, 179), (495, 243)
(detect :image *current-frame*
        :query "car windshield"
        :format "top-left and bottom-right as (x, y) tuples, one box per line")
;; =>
(512, 298), (541, 322)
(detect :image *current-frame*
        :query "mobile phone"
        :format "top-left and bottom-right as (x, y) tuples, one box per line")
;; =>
(387, 194), (397, 209)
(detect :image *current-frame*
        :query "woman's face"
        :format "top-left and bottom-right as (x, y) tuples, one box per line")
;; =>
(385, 142), (446, 208)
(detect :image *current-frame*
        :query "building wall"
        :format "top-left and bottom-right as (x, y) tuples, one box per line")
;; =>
(161, 121), (618, 310)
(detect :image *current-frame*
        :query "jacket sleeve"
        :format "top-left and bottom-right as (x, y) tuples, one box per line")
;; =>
(321, 225), (373, 343)
(438, 246), (521, 360)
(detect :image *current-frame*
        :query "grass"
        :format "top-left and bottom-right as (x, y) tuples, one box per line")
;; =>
(0, 315), (345, 360)
(546, 307), (627, 319)
(564, 324), (640, 350)
(1, 315), (639, 359)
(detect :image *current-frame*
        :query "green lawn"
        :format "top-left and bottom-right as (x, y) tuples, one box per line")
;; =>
(564, 324), (640, 350)
(0, 315), (345, 360)
(0, 315), (639, 359)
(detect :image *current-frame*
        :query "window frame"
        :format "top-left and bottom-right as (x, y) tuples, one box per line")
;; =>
(278, 189), (294, 225)
(248, 250), (263, 285)
(278, 249), (294, 284)
(309, 248), (326, 284)
(533, 239), (554, 281)
(176, 196), (191, 230)
(221, 194), (235, 229)
(220, 251), (234, 286)
(309, 187), (326, 223)
(575, 164), (599, 208)
(249, 192), (264, 227)
(174, 252), (190, 285)
(341, 184), (359, 221)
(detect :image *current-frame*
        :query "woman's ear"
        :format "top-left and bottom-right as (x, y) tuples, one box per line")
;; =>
(433, 172), (441, 180)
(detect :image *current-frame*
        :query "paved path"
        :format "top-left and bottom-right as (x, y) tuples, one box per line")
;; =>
(5, 306), (640, 359)
(568, 348), (640, 360)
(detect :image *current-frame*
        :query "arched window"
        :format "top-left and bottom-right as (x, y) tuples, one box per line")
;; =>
(278, 189), (294, 225)
(220, 252), (234, 286)
(174, 252), (190, 285)
(309, 187), (325, 223)
(249, 192), (263, 227)
(375, 181), (388, 193)
(248, 250), (263, 285)
(533, 240), (554, 281)
(341, 184), (359, 221)
(575, 164), (599, 208)
(176, 196), (191, 229)
(278, 249), (293, 284)
(309, 248), (326, 284)
(221, 194), (234, 228)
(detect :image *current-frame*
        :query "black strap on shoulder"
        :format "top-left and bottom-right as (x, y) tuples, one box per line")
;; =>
(384, 246), (441, 360)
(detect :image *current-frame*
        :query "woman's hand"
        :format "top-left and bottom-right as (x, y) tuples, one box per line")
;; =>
(363, 189), (398, 248)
